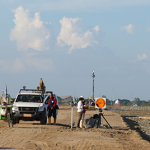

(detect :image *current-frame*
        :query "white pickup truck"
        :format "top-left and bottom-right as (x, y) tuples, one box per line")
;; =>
(12, 88), (58, 124)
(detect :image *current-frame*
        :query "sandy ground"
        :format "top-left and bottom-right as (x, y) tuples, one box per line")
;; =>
(0, 106), (150, 150)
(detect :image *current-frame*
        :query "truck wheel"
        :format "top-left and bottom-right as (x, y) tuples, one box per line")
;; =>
(40, 116), (46, 124)
(12, 118), (16, 124)
(16, 118), (19, 124)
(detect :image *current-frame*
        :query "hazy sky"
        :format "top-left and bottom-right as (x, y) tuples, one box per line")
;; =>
(0, 0), (150, 100)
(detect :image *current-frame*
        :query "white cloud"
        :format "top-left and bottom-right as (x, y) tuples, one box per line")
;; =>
(57, 17), (99, 53)
(92, 25), (100, 33)
(137, 54), (148, 61)
(120, 24), (134, 34)
(0, 55), (53, 73)
(10, 6), (50, 51)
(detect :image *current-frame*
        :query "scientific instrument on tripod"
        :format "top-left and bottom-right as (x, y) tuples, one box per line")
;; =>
(89, 96), (112, 129)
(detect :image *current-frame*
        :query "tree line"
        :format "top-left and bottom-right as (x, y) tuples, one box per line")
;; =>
(102, 95), (150, 106)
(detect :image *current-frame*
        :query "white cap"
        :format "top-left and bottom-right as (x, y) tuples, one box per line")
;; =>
(79, 96), (84, 99)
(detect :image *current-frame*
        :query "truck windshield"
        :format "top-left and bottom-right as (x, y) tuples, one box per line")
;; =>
(16, 95), (43, 103)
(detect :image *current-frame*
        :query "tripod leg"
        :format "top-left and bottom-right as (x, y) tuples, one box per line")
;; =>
(97, 114), (101, 128)
(101, 114), (112, 129)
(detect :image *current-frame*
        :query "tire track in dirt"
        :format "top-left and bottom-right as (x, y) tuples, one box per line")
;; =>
(75, 140), (94, 150)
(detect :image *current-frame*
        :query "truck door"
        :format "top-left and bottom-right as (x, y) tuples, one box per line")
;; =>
(53, 94), (59, 117)
(43, 95), (49, 117)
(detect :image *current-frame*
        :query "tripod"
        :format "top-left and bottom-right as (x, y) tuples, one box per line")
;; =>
(92, 109), (112, 129)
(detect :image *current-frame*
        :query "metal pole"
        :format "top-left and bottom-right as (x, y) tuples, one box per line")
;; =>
(71, 107), (73, 129)
(71, 102), (73, 129)
(93, 77), (94, 100)
(5, 85), (7, 103)
(92, 71), (95, 101)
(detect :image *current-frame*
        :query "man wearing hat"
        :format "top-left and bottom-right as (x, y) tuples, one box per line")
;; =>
(77, 96), (84, 128)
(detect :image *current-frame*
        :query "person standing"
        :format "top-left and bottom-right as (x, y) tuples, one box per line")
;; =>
(47, 93), (57, 125)
(77, 96), (84, 128)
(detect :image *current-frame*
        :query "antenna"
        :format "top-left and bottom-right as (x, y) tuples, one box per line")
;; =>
(113, 87), (115, 101)
(74, 86), (75, 98)
(131, 93), (133, 101)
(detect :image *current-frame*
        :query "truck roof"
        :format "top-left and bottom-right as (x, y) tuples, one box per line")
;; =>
(18, 93), (43, 95)
(19, 89), (43, 94)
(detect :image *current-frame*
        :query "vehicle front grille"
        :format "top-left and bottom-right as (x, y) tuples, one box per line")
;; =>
(18, 107), (37, 113)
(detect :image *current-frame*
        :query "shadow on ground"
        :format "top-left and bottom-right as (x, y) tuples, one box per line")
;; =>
(122, 116), (150, 142)
(32, 123), (70, 127)
(0, 147), (16, 149)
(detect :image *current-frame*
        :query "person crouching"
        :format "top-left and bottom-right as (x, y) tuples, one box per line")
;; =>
(47, 93), (57, 125)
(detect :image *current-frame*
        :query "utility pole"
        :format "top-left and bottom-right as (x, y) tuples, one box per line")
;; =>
(131, 93), (133, 101)
(112, 87), (115, 106)
(113, 87), (114, 101)
(92, 71), (95, 100)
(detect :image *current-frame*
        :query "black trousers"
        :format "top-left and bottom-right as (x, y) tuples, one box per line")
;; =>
(48, 109), (56, 118)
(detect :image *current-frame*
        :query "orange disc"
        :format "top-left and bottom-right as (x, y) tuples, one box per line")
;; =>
(96, 98), (105, 108)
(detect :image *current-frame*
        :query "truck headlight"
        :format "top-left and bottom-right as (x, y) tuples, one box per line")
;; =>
(12, 105), (18, 112)
(38, 105), (44, 111)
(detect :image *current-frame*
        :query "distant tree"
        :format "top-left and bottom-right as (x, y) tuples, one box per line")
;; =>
(141, 100), (148, 106)
(121, 101), (127, 106)
(133, 97), (141, 105)
(120, 99), (131, 106)
(126, 101), (134, 106)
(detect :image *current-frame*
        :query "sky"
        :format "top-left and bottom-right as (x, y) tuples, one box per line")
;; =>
(0, 0), (150, 100)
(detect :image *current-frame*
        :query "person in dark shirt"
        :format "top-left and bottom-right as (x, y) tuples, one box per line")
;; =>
(47, 93), (57, 125)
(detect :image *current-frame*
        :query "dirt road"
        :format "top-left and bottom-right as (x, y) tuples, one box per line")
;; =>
(0, 106), (149, 150)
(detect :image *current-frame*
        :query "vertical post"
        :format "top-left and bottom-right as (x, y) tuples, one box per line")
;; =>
(71, 107), (73, 129)
(92, 71), (95, 101)
(93, 77), (94, 100)
(71, 102), (73, 129)
(112, 87), (115, 106)
(5, 85), (7, 103)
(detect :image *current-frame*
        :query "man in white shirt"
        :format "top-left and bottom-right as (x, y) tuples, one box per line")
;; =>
(77, 96), (84, 128)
